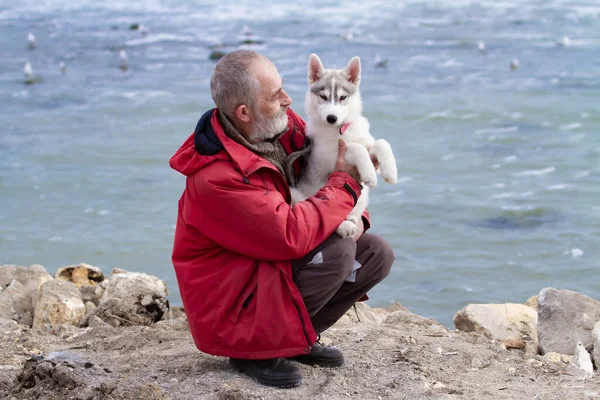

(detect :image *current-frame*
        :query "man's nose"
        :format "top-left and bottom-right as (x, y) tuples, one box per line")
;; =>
(280, 89), (292, 107)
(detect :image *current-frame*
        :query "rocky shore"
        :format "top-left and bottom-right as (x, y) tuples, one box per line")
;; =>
(1, 263), (599, 399)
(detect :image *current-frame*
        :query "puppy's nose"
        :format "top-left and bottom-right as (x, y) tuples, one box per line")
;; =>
(326, 115), (337, 124)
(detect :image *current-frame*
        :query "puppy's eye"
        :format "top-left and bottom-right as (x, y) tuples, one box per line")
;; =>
(340, 95), (347, 101)
(319, 94), (327, 101)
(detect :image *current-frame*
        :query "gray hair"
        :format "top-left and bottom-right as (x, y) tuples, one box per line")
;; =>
(210, 50), (264, 118)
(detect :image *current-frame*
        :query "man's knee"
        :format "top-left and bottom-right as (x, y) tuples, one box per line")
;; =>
(322, 237), (357, 280)
(359, 234), (395, 279)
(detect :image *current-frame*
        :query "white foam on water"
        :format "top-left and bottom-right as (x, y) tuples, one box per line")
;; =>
(490, 191), (535, 199)
(442, 154), (456, 161)
(385, 190), (404, 197)
(122, 90), (172, 100)
(48, 236), (63, 242)
(126, 33), (196, 46)
(513, 167), (555, 177)
(436, 59), (462, 68)
(503, 155), (517, 163)
(474, 126), (519, 136)
(407, 55), (437, 66)
(424, 39), (460, 47)
(568, 248), (584, 258)
(98, 210), (110, 216)
(560, 123), (582, 131)
(396, 177), (412, 184)
(546, 184), (571, 191)
(414, 110), (452, 123)
(575, 171), (590, 178)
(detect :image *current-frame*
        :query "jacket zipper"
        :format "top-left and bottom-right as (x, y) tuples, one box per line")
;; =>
(286, 284), (312, 352)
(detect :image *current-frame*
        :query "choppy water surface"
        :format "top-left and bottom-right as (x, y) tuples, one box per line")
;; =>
(1, 0), (599, 326)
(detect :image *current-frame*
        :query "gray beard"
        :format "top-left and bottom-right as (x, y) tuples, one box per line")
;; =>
(248, 109), (288, 144)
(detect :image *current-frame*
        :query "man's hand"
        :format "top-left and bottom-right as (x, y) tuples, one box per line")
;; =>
(335, 140), (361, 182)
(371, 154), (380, 170)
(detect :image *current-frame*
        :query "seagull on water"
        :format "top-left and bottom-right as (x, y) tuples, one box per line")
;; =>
(24, 61), (33, 81)
(374, 54), (388, 68)
(119, 49), (128, 71)
(478, 41), (486, 53)
(27, 32), (36, 49)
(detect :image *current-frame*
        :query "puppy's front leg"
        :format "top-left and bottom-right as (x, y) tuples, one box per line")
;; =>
(371, 139), (398, 184)
(344, 142), (378, 188)
(335, 188), (369, 238)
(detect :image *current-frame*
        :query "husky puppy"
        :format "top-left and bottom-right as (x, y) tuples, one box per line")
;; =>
(290, 54), (398, 238)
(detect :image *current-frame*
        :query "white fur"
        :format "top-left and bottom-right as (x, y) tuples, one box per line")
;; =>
(291, 54), (398, 238)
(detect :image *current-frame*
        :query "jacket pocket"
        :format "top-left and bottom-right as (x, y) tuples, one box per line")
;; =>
(232, 272), (258, 325)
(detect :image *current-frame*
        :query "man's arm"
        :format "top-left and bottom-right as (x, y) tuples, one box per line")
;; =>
(182, 168), (361, 261)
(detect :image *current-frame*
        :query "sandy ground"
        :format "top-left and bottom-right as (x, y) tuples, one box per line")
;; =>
(1, 306), (599, 400)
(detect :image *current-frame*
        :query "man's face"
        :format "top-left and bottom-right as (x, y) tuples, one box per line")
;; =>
(247, 59), (292, 143)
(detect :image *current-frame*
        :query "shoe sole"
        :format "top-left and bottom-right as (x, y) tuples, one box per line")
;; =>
(229, 361), (302, 388)
(290, 355), (344, 368)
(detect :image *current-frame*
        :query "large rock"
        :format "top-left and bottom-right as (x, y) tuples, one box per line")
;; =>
(537, 288), (600, 355)
(32, 280), (86, 333)
(90, 269), (169, 327)
(453, 303), (537, 344)
(332, 302), (387, 328)
(0, 264), (53, 324)
(55, 263), (105, 304)
(0, 279), (31, 325)
(592, 321), (600, 367)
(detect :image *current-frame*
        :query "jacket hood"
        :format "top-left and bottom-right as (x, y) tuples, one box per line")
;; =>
(169, 109), (226, 176)
(170, 107), (307, 178)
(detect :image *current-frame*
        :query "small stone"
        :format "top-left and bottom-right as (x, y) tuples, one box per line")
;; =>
(508, 367), (516, 375)
(544, 352), (569, 364)
(100, 381), (117, 394)
(502, 338), (526, 349)
(170, 377), (178, 383)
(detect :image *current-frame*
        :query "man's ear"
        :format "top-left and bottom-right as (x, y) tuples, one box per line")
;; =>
(234, 104), (252, 123)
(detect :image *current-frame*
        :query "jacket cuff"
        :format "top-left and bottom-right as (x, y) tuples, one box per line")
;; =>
(327, 172), (362, 206)
(361, 209), (371, 232)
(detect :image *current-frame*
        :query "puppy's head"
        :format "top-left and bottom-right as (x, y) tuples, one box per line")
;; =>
(305, 54), (362, 127)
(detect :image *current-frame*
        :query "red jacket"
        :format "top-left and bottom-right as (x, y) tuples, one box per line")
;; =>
(170, 108), (364, 359)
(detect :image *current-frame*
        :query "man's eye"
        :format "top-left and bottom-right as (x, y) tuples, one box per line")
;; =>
(319, 94), (327, 100)
(340, 95), (347, 101)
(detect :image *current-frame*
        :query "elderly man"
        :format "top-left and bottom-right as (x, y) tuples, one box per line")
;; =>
(170, 50), (394, 388)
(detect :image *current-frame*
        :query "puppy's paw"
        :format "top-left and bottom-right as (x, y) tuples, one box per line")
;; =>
(381, 165), (398, 184)
(336, 220), (357, 238)
(362, 171), (378, 188)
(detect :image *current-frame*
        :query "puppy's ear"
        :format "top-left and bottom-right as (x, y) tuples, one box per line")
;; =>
(344, 56), (361, 85)
(308, 54), (325, 84)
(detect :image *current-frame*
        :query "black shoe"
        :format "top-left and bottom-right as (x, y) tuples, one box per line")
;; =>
(229, 357), (302, 388)
(289, 342), (344, 367)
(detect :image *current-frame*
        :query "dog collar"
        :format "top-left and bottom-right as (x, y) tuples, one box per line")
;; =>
(339, 122), (351, 135)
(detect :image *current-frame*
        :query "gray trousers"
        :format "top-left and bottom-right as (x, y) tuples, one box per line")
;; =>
(291, 233), (395, 335)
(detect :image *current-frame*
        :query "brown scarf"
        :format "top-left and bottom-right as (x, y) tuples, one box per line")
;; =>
(218, 111), (310, 187)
